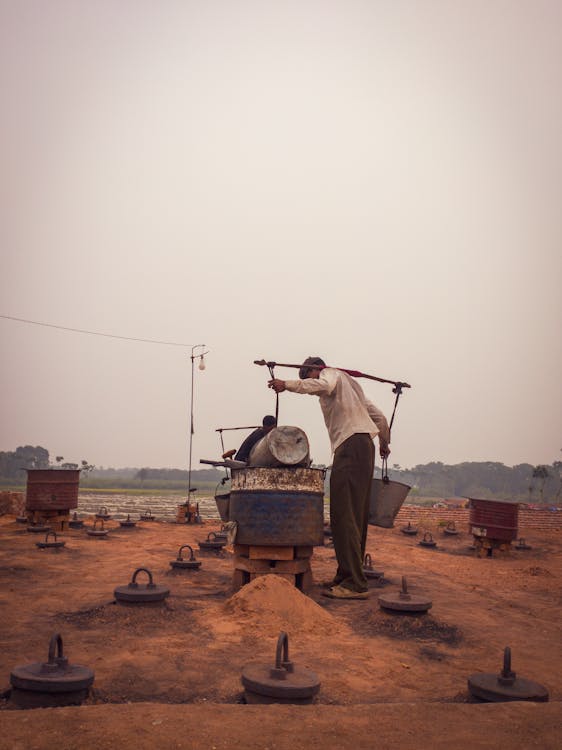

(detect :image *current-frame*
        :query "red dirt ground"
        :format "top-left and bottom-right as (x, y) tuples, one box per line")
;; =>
(0, 513), (560, 749)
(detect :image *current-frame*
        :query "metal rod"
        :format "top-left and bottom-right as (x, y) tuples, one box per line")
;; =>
(266, 362), (280, 424)
(254, 359), (411, 389)
(215, 426), (261, 432)
(187, 345), (208, 502)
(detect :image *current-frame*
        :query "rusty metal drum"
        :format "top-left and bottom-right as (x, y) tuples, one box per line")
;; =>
(468, 498), (519, 542)
(229, 467), (325, 546)
(25, 469), (80, 511)
(248, 426), (310, 468)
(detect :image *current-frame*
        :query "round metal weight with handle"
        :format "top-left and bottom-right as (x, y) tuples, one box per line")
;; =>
(119, 514), (137, 528)
(26, 524), (51, 534)
(419, 532), (437, 548)
(443, 521), (459, 536)
(401, 521), (418, 536)
(139, 509), (155, 521)
(95, 506), (111, 520)
(468, 647), (548, 702)
(10, 633), (95, 708)
(114, 567), (170, 603)
(170, 544), (202, 570)
(198, 531), (227, 551)
(378, 576), (432, 614)
(242, 632), (320, 704)
(86, 519), (109, 537)
(363, 553), (384, 579)
(35, 531), (65, 549)
(69, 512), (84, 529)
(213, 524), (229, 543)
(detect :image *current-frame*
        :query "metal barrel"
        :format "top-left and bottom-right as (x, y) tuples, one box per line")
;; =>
(248, 426), (310, 468)
(25, 469), (81, 511)
(229, 467), (324, 546)
(468, 498), (519, 541)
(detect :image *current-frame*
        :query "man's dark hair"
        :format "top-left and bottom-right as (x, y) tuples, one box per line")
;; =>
(262, 415), (277, 427)
(299, 356), (326, 379)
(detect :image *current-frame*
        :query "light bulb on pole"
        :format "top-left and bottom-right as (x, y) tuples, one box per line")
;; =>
(187, 344), (209, 510)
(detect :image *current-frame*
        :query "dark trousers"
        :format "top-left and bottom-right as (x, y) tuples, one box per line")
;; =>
(329, 433), (375, 592)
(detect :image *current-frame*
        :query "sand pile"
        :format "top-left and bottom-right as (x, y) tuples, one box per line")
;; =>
(224, 575), (338, 635)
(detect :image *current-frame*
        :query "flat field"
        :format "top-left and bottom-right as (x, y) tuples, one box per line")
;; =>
(0, 511), (560, 749)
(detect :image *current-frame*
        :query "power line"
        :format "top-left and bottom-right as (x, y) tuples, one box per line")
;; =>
(0, 314), (197, 348)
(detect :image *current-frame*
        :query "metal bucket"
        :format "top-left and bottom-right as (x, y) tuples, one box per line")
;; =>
(215, 493), (230, 522)
(369, 477), (411, 528)
(248, 426), (310, 468)
(229, 467), (324, 546)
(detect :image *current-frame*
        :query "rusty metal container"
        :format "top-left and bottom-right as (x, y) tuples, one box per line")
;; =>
(248, 426), (310, 468)
(229, 467), (324, 546)
(468, 498), (519, 542)
(25, 469), (80, 512)
(369, 477), (411, 528)
(214, 493), (230, 522)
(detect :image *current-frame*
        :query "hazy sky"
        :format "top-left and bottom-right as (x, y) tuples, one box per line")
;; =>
(1, 1), (561, 473)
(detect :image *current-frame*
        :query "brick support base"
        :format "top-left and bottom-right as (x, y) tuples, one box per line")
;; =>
(232, 545), (314, 594)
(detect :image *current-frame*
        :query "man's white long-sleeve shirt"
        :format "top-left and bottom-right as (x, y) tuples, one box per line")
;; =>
(284, 368), (390, 454)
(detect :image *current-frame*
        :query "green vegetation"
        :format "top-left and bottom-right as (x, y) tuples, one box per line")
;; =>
(0, 445), (49, 478)
(388, 460), (561, 503)
(1, 445), (561, 504)
(79, 483), (220, 497)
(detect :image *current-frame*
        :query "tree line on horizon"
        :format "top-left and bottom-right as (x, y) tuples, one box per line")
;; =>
(0, 445), (560, 503)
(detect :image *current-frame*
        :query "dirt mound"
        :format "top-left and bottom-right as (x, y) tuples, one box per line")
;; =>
(224, 575), (338, 634)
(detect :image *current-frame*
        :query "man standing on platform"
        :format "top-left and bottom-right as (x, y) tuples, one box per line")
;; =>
(268, 356), (390, 600)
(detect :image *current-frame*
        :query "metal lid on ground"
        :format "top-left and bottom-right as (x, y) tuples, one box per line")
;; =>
(86, 519), (109, 537)
(26, 524), (51, 534)
(10, 633), (94, 707)
(114, 567), (170, 603)
(198, 531), (227, 551)
(170, 544), (202, 570)
(468, 647), (549, 702)
(363, 553), (384, 579)
(35, 531), (65, 549)
(119, 514), (137, 528)
(242, 632), (320, 704)
(378, 576), (432, 613)
(401, 522), (418, 535)
(69, 512), (84, 529)
(419, 532), (437, 548)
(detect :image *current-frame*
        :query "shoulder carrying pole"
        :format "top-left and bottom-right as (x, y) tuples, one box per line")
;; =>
(254, 359), (410, 390)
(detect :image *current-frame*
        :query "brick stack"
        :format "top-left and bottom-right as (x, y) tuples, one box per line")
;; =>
(472, 535), (513, 558)
(0, 491), (25, 515)
(176, 502), (199, 523)
(394, 506), (562, 532)
(232, 544), (314, 593)
(27, 508), (70, 532)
